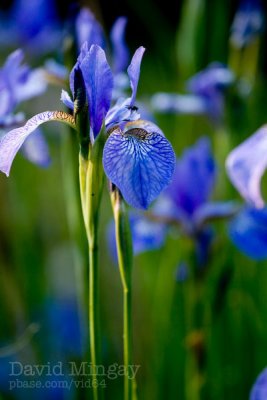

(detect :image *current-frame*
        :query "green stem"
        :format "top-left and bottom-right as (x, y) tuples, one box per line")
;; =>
(79, 133), (105, 400)
(111, 188), (134, 400)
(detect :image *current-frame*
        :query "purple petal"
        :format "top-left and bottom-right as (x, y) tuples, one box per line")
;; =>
(103, 120), (175, 209)
(76, 8), (105, 50)
(61, 90), (74, 110)
(226, 125), (267, 208)
(231, 0), (264, 49)
(166, 137), (217, 216)
(0, 111), (75, 176)
(127, 46), (145, 107)
(193, 201), (239, 228)
(105, 97), (140, 129)
(21, 128), (51, 167)
(110, 17), (130, 74)
(229, 207), (267, 261)
(81, 45), (113, 138)
(250, 367), (267, 400)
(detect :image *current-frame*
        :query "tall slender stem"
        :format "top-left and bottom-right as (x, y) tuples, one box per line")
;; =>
(111, 188), (133, 400)
(79, 132), (105, 400)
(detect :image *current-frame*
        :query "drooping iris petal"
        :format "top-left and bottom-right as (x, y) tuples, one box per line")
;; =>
(193, 201), (239, 228)
(166, 137), (216, 216)
(127, 46), (145, 107)
(229, 207), (267, 260)
(81, 44), (113, 138)
(110, 17), (129, 74)
(226, 125), (267, 208)
(250, 367), (267, 400)
(103, 120), (175, 209)
(76, 8), (105, 50)
(0, 111), (75, 176)
(21, 128), (51, 167)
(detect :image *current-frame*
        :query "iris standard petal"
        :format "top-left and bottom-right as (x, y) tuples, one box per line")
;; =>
(250, 367), (267, 400)
(229, 207), (267, 260)
(103, 120), (175, 209)
(226, 125), (267, 208)
(0, 111), (75, 176)
(127, 46), (145, 107)
(81, 44), (113, 138)
(76, 8), (105, 50)
(110, 17), (129, 74)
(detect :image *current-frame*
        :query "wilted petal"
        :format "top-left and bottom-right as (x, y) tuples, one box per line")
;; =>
(194, 201), (240, 228)
(0, 111), (75, 176)
(103, 120), (175, 209)
(76, 8), (105, 50)
(250, 367), (267, 400)
(21, 128), (50, 167)
(127, 46), (145, 107)
(226, 125), (267, 208)
(81, 45), (113, 138)
(229, 207), (267, 260)
(110, 17), (129, 74)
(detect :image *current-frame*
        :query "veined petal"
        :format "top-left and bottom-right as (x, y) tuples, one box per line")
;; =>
(0, 111), (75, 176)
(81, 44), (113, 138)
(103, 120), (175, 209)
(127, 46), (145, 107)
(229, 207), (267, 260)
(226, 125), (267, 207)
(110, 17), (129, 74)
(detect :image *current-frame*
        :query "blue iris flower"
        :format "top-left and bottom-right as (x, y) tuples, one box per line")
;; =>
(225, 126), (267, 260)
(250, 367), (267, 400)
(230, 0), (264, 49)
(0, 49), (50, 168)
(0, 44), (175, 210)
(0, 0), (62, 56)
(151, 63), (234, 123)
(108, 137), (237, 265)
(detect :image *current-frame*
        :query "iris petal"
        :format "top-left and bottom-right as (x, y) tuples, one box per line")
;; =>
(110, 17), (129, 74)
(81, 45), (113, 138)
(229, 207), (267, 260)
(226, 125), (267, 208)
(127, 46), (145, 107)
(103, 121), (175, 209)
(0, 111), (75, 176)
(250, 367), (267, 400)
